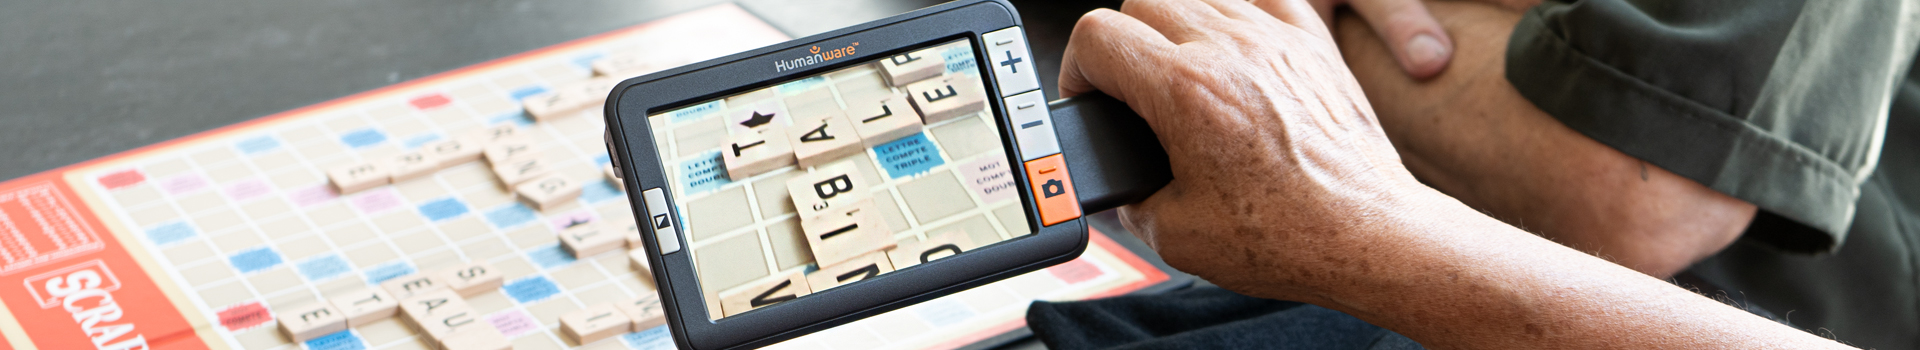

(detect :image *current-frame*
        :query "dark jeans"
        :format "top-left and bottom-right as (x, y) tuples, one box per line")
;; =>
(1026, 286), (1424, 350)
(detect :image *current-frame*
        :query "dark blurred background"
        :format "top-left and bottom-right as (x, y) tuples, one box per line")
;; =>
(0, 0), (1118, 181)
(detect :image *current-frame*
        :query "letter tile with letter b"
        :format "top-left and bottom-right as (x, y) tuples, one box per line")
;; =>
(784, 163), (872, 220)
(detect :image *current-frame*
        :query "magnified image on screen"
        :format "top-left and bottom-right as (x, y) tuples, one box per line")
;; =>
(644, 38), (1033, 320)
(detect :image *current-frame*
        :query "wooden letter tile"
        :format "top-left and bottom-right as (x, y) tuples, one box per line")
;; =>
(627, 248), (653, 280)
(329, 287), (400, 326)
(877, 49), (944, 87)
(436, 261), (503, 297)
(605, 163), (624, 190)
(784, 162), (872, 220)
(721, 127), (796, 180)
(799, 203), (897, 267)
(482, 141), (539, 165)
(717, 271), (811, 317)
(467, 124), (524, 145)
(378, 274), (446, 300)
(617, 294), (667, 332)
(560, 304), (631, 345)
(559, 221), (624, 258)
(805, 250), (895, 292)
(849, 94), (924, 147)
(277, 302), (347, 342)
(386, 151), (440, 183)
(439, 326), (511, 350)
(886, 230), (978, 269)
(398, 290), (479, 340)
(490, 157), (553, 187)
(425, 138), (484, 166)
(786, 111), (864, 168)
(328, 162), (389, 194)
(522, 77), (620, 121)
(515, 174), (582, 211)
(906, 76), (988, 124)
(621, 219), (644, 250)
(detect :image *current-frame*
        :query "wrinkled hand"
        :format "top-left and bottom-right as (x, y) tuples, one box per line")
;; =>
(1304, 0), (1537, 78)
(1061, 0), (1431, 302)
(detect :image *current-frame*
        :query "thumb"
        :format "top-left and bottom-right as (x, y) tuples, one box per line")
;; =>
(1349, 0), (1453, 78)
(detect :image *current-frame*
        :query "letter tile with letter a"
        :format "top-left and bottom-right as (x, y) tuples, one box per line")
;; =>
(786, 111), (864, 168)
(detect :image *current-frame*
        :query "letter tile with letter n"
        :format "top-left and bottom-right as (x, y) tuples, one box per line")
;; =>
(718, 270), (812, 317)
(906, 76), (988, 125)
(806, 250), (895, 291)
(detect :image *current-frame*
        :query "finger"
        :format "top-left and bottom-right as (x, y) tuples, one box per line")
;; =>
(1119, 0), (1228, 44)
(1058, 8), (1175, 103)
(1349, 0), (1452, 78)
(1250, 0), (1336, 40)
(1192, 0), (1274, 22)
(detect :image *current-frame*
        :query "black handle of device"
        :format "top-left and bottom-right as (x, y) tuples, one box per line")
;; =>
(1046, 92), (1173, 213)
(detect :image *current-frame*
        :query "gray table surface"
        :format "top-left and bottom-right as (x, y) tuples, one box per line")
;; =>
(0, 0), (1113, 181)
(0, 0), (1177, 348)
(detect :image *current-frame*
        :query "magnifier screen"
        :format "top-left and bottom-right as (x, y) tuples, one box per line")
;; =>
(644, 38), (1034, 320)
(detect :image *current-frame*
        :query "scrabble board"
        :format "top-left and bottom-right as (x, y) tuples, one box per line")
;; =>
(0, 4), (1169, 350)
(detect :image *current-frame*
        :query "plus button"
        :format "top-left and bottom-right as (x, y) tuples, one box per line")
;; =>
(999, 50), (1023, 74)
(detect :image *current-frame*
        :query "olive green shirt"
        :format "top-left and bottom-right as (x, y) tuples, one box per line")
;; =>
(1506, 0), (1920, 348)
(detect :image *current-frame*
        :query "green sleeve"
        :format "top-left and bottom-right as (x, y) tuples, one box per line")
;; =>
(1505, 0), (1920, 253)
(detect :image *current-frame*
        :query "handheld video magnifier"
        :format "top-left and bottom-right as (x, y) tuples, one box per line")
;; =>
(603, 1), (1170, 348)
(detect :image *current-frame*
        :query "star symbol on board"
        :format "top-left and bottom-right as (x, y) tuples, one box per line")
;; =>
(741, 111), (775, 128)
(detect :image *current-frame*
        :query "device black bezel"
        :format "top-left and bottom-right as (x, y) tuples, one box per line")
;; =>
(602, 1), (1087, 349)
